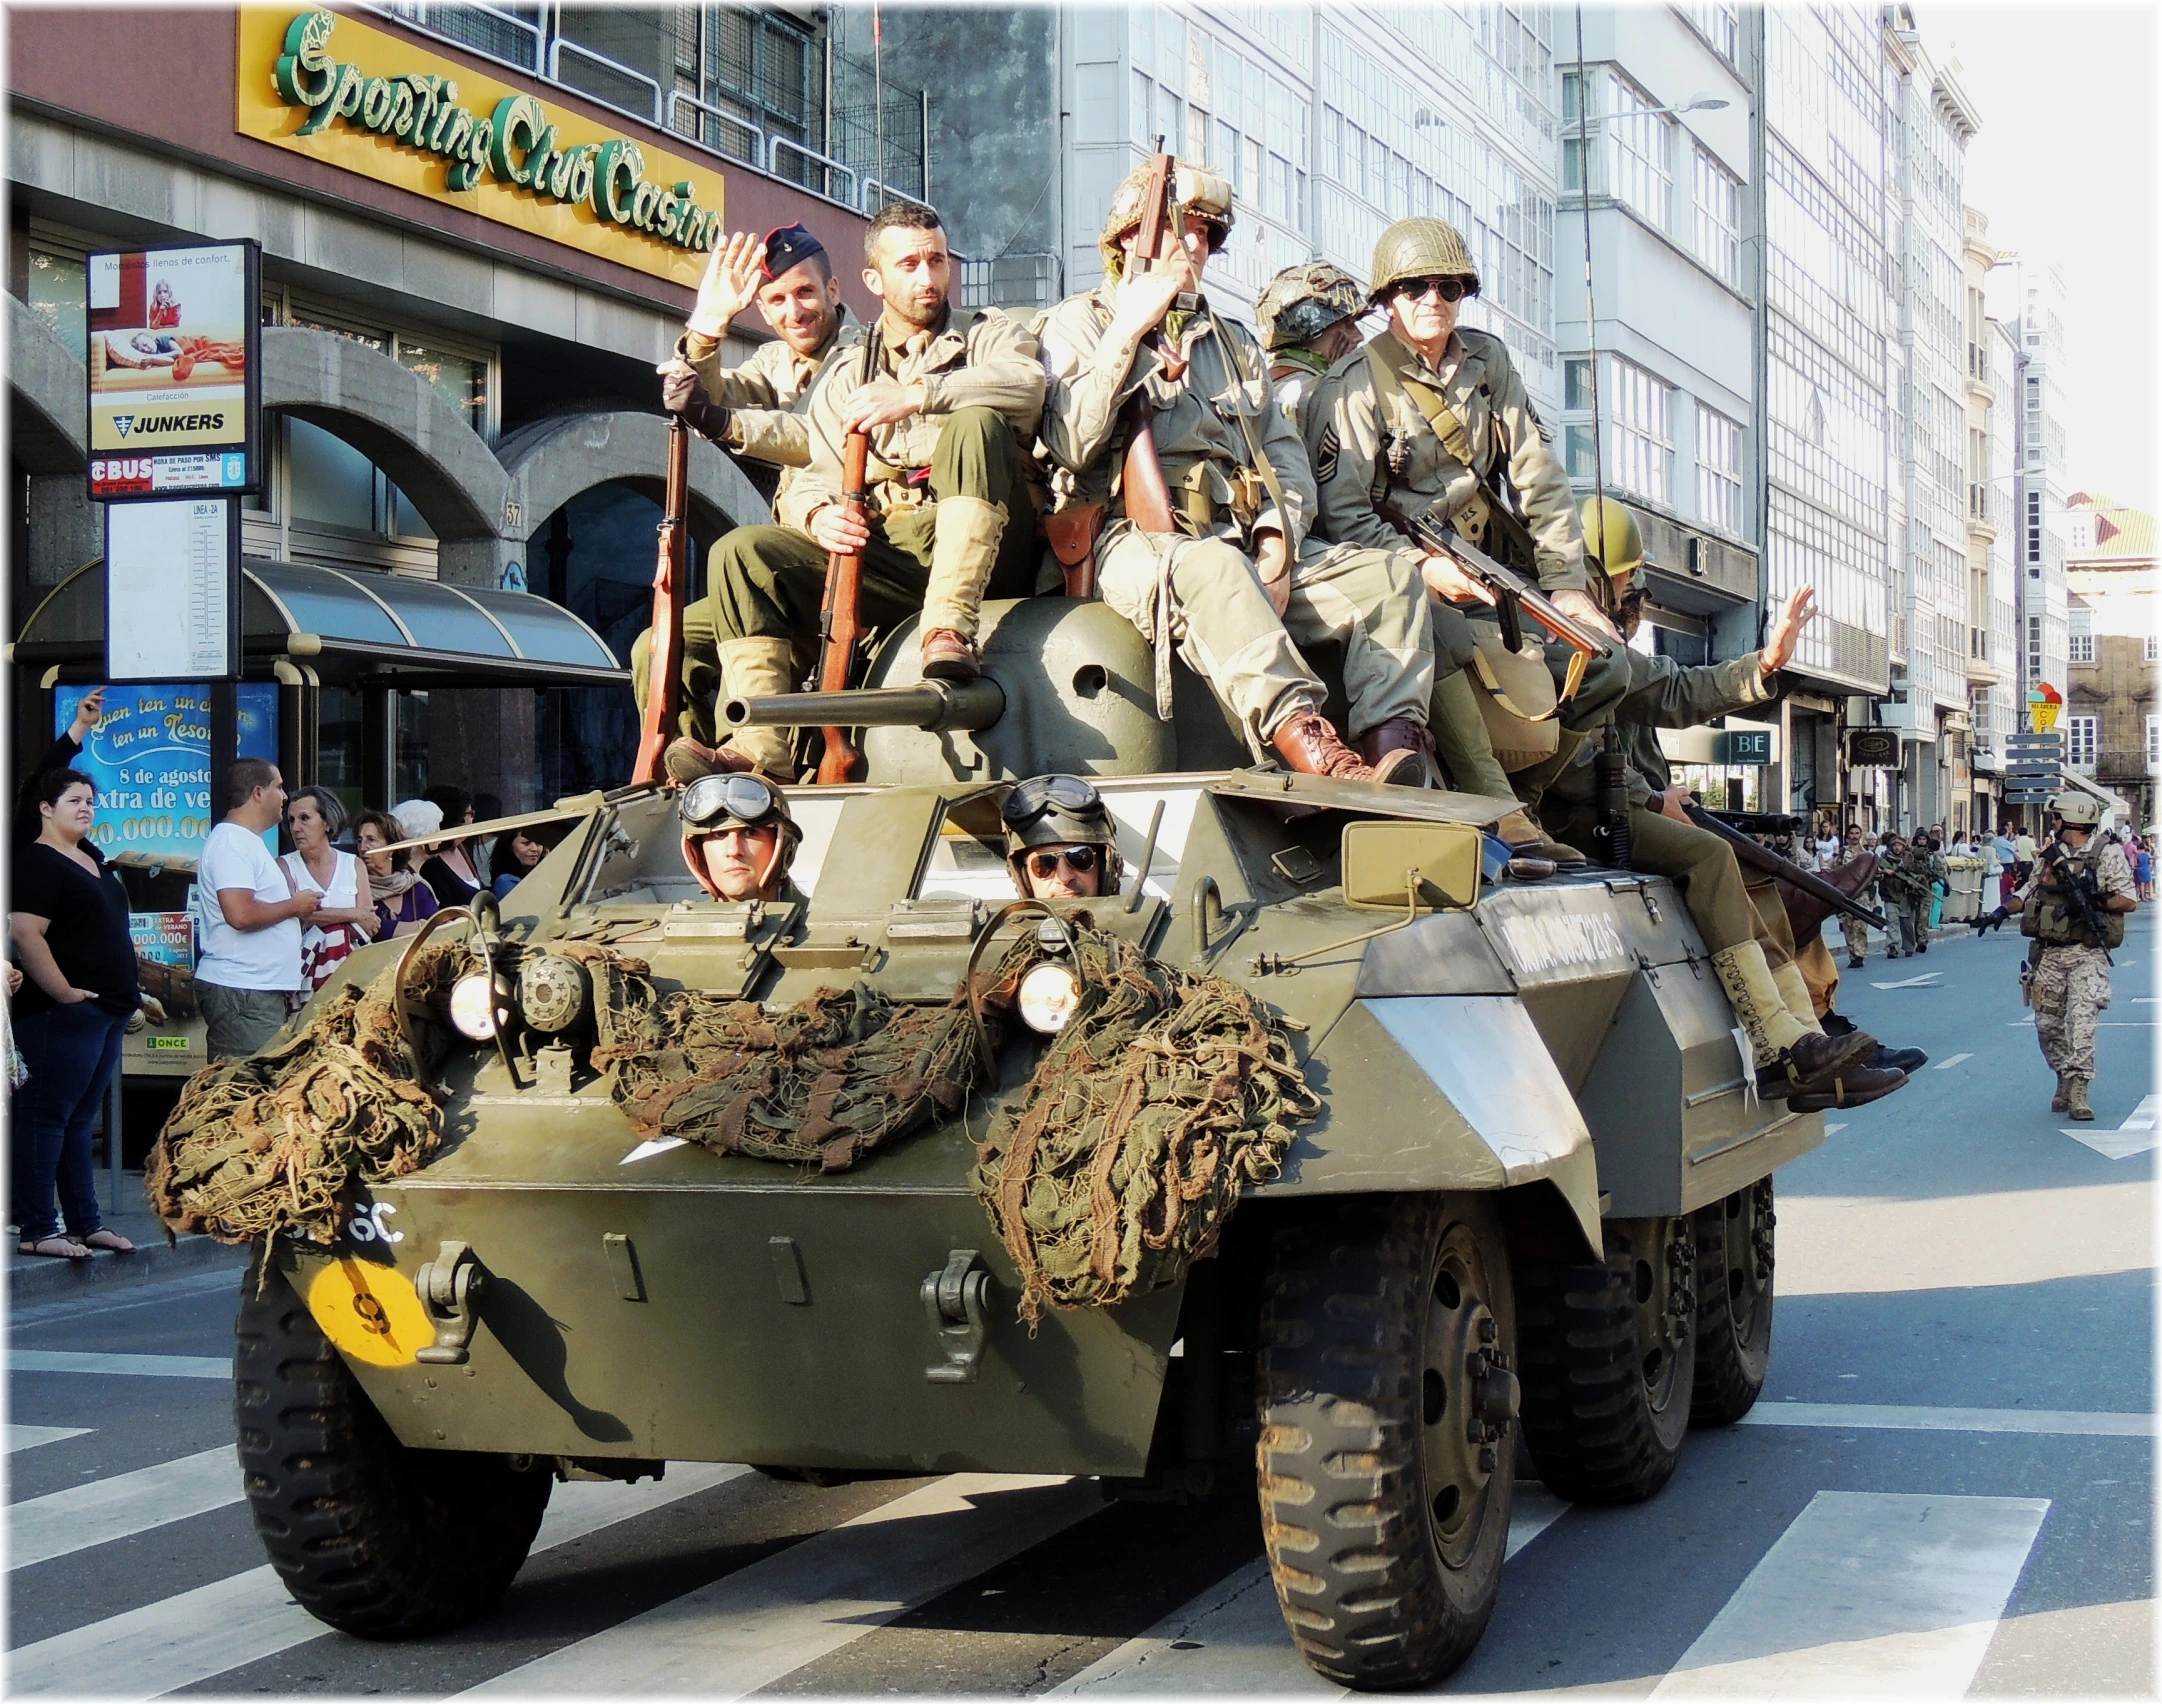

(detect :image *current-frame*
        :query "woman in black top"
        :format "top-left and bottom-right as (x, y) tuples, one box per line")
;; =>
(8, 768), (145, 1258)
(418, 785), (483, 910)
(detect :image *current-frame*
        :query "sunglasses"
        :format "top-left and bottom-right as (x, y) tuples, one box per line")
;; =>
(681, 774), (783, 831)
(1001, 774), (1103, 831)
(1395, 275), (1472, 304)
(1026, 845), (1099, 879)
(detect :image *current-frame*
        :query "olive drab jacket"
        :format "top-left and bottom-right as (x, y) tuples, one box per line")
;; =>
(777, 305), (1046, 532)
(1307, 326), (1588, 593)
(1537, 646), (1775, 812)
(1037, 288), (1313, 553)
(677, 305), (861, 481)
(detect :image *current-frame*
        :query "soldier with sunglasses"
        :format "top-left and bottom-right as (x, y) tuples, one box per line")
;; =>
(1002, 775), (1121, 901)
(678, 773), (807, 906)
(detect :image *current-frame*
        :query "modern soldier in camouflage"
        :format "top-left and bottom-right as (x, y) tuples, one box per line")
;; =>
(2024, 794), (2138, 1119)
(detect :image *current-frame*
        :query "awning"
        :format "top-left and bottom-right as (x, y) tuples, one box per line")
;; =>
(2061, 768), (2134, 820)
(9, 558), (627, 689)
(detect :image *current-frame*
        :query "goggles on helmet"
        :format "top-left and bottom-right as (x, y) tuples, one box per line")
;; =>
(1001, 774), (1104, 832)
(681, 773), (785, 833)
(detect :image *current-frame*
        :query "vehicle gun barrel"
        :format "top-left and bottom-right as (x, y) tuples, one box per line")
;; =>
(723, 678), (1005, 733)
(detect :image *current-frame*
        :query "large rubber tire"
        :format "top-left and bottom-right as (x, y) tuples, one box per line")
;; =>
(1257, 1194), (1519, 1690)
(234, 1258), (553, 1638)
(1515, 1215), (1694, 1504)
(1689, 1177), (1774, 1427)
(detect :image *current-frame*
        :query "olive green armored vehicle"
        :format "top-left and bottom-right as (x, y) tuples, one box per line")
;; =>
(231, 598), (1804, 1689)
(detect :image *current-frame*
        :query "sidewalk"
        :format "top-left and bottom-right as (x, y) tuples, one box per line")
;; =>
(7, 1177), (249, 1307)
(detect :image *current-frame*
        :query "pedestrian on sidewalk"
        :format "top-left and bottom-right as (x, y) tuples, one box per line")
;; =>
(2134, 835), (2154, 902)
(2025, 793), (2138, 1121)
(12, 687), (106, 850)
(417, 786), (483, 910)
(195, 760), (317, 1060)
(281, 787), (375, 992)
(1992, 821), (2018, 908)
(356, 809), (439, 941)
(7, 768), (155, 1259)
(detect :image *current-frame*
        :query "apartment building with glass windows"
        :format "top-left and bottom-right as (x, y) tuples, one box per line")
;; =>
(1959, 207), (2015, 829)
(2010, 263), (2074, 733)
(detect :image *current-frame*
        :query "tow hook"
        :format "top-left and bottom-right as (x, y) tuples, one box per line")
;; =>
(920, 1249), (992, 1384)
(414, 1241), (489, 1365)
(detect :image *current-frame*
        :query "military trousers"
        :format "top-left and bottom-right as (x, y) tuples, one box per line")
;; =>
(1842, 912), (1872, 962)
(1885, 900), (1922, 957)
(1095, 526), (1432, 760)
(707, 406), (1038, 652)
(2032, 943), (2111, 1077)
(630, 604), (723, 745)
(1546, 801), (1758, 958)
(1426, 600), (1524, 802)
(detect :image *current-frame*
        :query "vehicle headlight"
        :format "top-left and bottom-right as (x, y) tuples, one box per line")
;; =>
(449, 972), (502, 1041)
(1017, 962), (1082, 1035)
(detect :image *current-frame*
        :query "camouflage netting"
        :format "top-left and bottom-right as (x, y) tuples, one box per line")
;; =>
(972, 924), (1318, 1325)
(146, 942), (464, 1247)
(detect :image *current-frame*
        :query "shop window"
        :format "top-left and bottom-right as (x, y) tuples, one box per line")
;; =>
(287, 418), (380, 534)
(397, 340), (488, 432)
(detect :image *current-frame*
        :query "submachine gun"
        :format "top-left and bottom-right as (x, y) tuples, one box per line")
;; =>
(1683, 801), (1888, 931)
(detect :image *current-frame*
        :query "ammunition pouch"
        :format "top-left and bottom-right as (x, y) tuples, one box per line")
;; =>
(1466, 623), (1562, 771)
(2025, 866), (2124, 948)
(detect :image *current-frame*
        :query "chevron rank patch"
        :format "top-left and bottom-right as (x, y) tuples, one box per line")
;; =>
(1314, 423), (1340, 485)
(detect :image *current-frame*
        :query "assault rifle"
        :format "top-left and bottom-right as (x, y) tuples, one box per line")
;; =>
(630, 416), (692, 786)
(1399, 507), (1614, 660)
(1118, 140), (1183, 544)
(2037, 841), (2115, 960)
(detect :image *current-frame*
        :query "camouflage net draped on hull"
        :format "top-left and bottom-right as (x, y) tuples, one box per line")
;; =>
(145, 943), (463, 1246)
(972, 926), (1318, 1325)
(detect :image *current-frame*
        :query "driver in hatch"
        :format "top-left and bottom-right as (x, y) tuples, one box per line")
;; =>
(1004, 776), (1121, 901)
(680, 774), (807, 905)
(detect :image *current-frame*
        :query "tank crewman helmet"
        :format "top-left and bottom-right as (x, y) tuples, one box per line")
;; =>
(679, 772), (802, 897)
(1001, 774), (1122, 896)
(1257, 262), (1364, 352)
(2051, 791), (2103, 828)
(1579, 495), (1651, 579)
(1369, 217), (1481, 304)
(1099, 158), (1235, 280)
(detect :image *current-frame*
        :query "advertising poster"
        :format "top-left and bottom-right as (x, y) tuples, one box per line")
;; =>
(86, 240), (260, 499)
(129, 911), (195, 968)
(55, 683), (278, 870)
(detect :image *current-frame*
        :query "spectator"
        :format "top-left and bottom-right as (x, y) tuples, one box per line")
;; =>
(8, 768), (153, 1258)
(417, 785), (483, 910)
(488, 823), (560, 899)
(13, 687), (106, 850)
(2136, 835), (2155, 902)
(1992, 822), (2018, 909)
(470, 792), (505, 887)
(195, 760), (317, 1060)
(1812, 820), (1842, 869)
(2014, 822), (2038, 889)
(356, 809), (439, 940)
(281, 787), (375, 991)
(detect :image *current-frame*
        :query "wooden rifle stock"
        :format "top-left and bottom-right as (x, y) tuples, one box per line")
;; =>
(813, 429), (873, 784)
(1119, 146), (1181, 536)
(630, 416), (692, 785)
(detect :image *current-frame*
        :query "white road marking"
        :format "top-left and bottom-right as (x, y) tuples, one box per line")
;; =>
(1052, 1486), (1569, 1696)
(2062, 1093), (2161, 1158)
(1824, 1122), (1848, 1135)
(1741, 1402), (2151, 1437)
(9, 1351), (229, 1380)
(5, 1425), (90, 1453)
(1650, 1491), (2048, 1696)
(1871, 972), (1943, 989)
(5, 1463), (750, 1697)
(1933, 1052), (1973, 1070)
(621, 1136), (690, 1164)
(464, 1473), (1101, 1696)
(1778, 1183), (2153, 1295)
(9, 1446), (240, 1571)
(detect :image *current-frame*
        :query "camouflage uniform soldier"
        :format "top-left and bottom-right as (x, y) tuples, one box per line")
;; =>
(2024, 793), (2138, 1121)
(1839, 823), (1873, 965)
(1256, 262), (1364, 438)
(1037, 160), (1434, 786)
(637, 224), (861, 748)
(1879, 836), (1934, 957)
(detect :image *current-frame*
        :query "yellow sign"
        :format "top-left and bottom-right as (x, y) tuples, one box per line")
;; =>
(307, 1256), (434, 1367)
(2031, 700), (2059, 731)
(236, 9), (724, 289)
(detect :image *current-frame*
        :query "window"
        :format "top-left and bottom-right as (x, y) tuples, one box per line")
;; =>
(2069, 607), (2094, 664)
(1606, 72), (1673, 231)
(25, 243), (87, 360)
(1696, 403), (1743, 534)
(2067, 715), (2098, 769)
(1689, 2), (1740, 63)
(1609, 355), (1672, 503)
(1691, 148), (1741, 285)
(1564, 358), (1593, 410)
(2148, 716), (2160, 771)
(2145, 634), (2159, 663)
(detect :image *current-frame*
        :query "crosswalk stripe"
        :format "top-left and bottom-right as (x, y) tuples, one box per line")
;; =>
(9, 1352), (229, 1380)
(5, 1463), (749, 1697)
(1740, 1402), (2151, 1437)
(1649, 1491), (2048, 1696)
(9, 1446), (241, 1571)
(464, 1473), (1100, 1697)
(1052, 1485), (1570, 1696)
(5, 1425), (90, 1453)
(1933, 1051), (1973, 1069)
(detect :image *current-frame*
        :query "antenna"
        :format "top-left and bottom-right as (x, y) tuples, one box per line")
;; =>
(1573, 5), (1608, 569)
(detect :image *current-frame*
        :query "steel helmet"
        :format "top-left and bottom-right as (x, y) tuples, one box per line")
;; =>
(2052, 791), (2103, 828)
(1580, 495), (1651, 579)
(1369, 217), (1480, 302)
(1257, 262), (1363, 351)
(1001, 774), (1122, 895)
(1099, 158), (1235, 279)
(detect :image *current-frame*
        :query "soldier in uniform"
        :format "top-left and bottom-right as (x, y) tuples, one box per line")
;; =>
(2024, 792), (2137, 1121)
(1257, 262), (1364, 437)
(1840, 822), (1874, 965)
(678, 772), (807, 906)
(1002, 774), (1119, 901)
(684, 201), (1047, 782)
(1037, 160), (1434, 787)
(1878, 834), (1932, 958)
(636, 224), (861, 753)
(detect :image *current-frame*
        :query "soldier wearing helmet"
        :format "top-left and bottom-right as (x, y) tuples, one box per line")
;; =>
(2023, 790), (2137, 1121)
(1001, 775), (1121, 901)
(1257, 262), (1365, 437)
(679, 772), (807, 905)
(1035, 159), (1439, 789)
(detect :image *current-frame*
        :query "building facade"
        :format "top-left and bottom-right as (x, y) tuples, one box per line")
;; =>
(2064, 495), (2157, 828)
(2010, 261), (2075, 742)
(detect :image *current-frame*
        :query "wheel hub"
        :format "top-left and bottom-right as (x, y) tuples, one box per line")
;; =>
(1631, 1218), (1693, 1413)
(1420, 1224), (1514, 1567)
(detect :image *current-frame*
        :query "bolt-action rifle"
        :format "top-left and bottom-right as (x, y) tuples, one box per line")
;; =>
(812, 422), (874, 785)
(1683, 800), (1890, 930)
(1117, 140), (1183, 546)
(630, 416), (692, 786)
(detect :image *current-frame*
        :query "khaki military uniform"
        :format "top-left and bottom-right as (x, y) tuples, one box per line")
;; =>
(1879, 850), (1935, 956)
(2029, 841), (2134, 1080)
(1038, 289), (1431, 757)
(1268, 347), (1332, 441)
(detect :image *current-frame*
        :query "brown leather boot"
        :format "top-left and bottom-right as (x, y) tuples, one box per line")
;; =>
(1270, 711), (1397, 784)
(1356, 718), (1435, 788)
(1762, 1026), (1883, 1100)
(1786, 1061), (1909, 1114)
(664, 736), (757, 785)
(1496, 808), (1588, 867)
(920, 628), (981, 682)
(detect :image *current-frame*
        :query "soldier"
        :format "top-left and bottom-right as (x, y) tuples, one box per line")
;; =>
(1879, 834), (1932, 958)
(680, 201), (1048, 782)
(678, 772), (806, 906)
(1002, 774), (1119, 901)
(637, 224), (861, 750)
(1256, 262), (1364, 437)
(1305, 216), (1617, 856)
(1840, 822), (1874, 965)
(1037, 159), (1434, 788)
(2025, 793), (2137, 1121)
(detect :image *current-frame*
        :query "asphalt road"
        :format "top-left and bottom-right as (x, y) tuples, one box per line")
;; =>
(8, 911), (2153, 1697)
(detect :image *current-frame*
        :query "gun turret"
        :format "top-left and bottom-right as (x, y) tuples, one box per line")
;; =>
(724, 678), (1005, 734)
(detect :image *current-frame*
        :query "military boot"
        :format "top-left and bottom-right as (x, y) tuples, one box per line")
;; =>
(920, 496), (1007, 682)
(1356, 718), (1436, 788)
(1771, 960), (1828, 1036)
(713, 636), (801, 780)
(1270, 711), (1407, 786)
(2051, 1074), (2070, 1113)
(2064, 1077), (2094, 1121)
(1496, 809), (1589, 868)
(1711, 941), (1877, 1099)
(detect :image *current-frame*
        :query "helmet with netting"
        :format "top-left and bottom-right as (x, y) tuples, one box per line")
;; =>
(1369, 217), (1480, 301)
(1099, 159), (1235, 279)
(1257, 262), (1363, 351)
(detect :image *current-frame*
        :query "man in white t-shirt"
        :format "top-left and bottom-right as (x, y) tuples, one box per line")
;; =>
(195, 759), (318, 1059)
